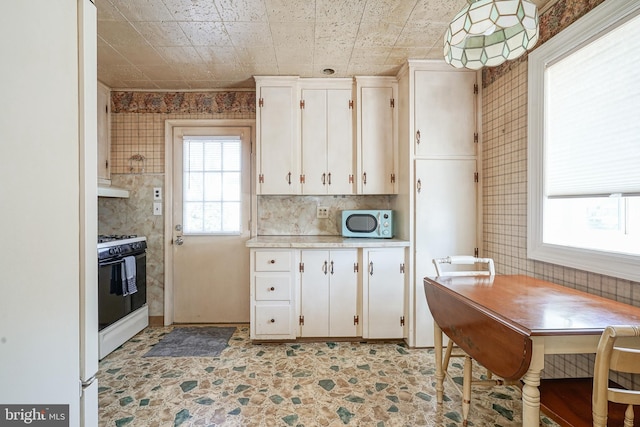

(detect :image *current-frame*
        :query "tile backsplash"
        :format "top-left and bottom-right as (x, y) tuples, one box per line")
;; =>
(257, 195), (394, 235)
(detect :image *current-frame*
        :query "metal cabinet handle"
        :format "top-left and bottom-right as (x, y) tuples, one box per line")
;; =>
(287, 172), (292, 185)
(417, 179), (422, 194)
(327, 172), (331, 185)
(330, 260), (334, 275)
(323, 260), (328, 275)
(269, 259), (275, 264)
(322, 173), (326, 185)
(369, 261), (374, 276)
(270, 318), (275, 323)
(416, 130), (421, 145)
(269, 286), (275, 291)
(363, 172), (367, 185)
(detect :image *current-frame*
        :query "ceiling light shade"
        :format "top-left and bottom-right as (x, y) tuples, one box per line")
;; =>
(444, 0), (539, 70)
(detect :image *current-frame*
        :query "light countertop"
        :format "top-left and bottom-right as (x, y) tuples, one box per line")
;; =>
(246, 235), (410, 248)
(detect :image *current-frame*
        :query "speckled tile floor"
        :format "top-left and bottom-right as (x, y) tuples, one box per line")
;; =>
(98, 326), (560, 427)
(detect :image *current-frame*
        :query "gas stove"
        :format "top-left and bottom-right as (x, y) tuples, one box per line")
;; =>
(98, 235), (147, 261)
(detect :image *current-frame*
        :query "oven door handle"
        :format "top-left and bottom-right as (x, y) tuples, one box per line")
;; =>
(98, 258), (125, 268)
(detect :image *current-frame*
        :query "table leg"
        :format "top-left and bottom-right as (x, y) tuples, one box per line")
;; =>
(434, 322), (444, 404)
(521, 367), (541, 427)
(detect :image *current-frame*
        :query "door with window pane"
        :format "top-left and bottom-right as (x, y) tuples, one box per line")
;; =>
(172, 127), (251, 323)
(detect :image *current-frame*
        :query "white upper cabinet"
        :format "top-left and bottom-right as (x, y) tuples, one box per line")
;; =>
(414, 70), (477, 157)
(356, 77), (398, 194)
(256, 76), (398, 195)
(255, 77), (300, 195)
(300, 80), (355, 195)
(97, 81), (110, 182)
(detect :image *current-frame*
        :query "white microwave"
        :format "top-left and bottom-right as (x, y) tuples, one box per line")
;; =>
(341, 210), (394, 238)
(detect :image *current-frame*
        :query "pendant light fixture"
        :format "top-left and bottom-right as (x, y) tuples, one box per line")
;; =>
(444, 0), (539, 70)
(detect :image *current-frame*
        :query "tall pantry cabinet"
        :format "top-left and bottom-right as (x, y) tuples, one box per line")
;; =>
(395, 60), (480, 348)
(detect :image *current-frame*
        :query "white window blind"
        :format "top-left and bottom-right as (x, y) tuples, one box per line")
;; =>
(545, 12), (640, 198)
(183, 136), (241, 234)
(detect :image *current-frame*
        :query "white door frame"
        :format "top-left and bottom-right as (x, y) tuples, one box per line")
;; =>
(163, 119), (256, 326)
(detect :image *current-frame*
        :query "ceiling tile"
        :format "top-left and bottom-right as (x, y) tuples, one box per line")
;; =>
(136, 65), (184, 80)
(408, 0), (467, 24)
(235, 46), (278, 65)
(265, 0), (315, 22)
(361, 0), (417, 24)
(97, 43), (130, 67)
(134, 21), (191, 46)
(395, 22), (447, 48)
(98, 21), (150, 46)
(162, 0), (222, 21)
(96, 0), (125, 21)
(195, 46), (240, 64)
(271, 22), (314, 47)
(109, 0), (174, 22)
(155, 46), (203, 64)
(316, 0), (367, 23)
(354, 22), (404, 48)
(95, 0), (512, 90)
(214, 0), (268, 22)
(179, 21), (232, 46)
(111, 44), (168, 66)
(224, 22), (273, 47)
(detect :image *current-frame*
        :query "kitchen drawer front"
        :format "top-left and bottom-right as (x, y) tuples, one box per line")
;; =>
(254, 305), (293, 336)
(254, 251), (292, 272)
(255, 275), (291, 301)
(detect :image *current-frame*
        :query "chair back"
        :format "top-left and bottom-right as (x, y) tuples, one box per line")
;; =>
(432, 255), (495, 277)
(592, 325), (640, 427)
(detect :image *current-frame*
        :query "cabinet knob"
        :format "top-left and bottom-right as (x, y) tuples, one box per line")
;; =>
(269, 318), (275, 323)
(269, 286), (275, 291)
(269, 259), (275, 264)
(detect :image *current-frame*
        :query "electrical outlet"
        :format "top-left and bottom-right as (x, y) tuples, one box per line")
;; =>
(153, 202), (162, 216)
(317, 206), (329, 219)
(153, 187), (162, 200)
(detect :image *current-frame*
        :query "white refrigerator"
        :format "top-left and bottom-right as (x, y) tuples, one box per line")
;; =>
(0, 1), (99, 426)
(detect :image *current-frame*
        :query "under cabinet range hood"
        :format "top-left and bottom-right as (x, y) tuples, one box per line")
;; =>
(98, 181), (129, 198)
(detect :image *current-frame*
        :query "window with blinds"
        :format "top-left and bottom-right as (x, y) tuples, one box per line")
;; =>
(183, 136), (241, 234)
(528, 0), (640, 282)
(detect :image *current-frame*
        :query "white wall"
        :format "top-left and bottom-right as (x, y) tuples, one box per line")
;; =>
(0, 0), (82, 422)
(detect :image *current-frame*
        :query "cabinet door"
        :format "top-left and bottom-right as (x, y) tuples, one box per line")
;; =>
(328, 250), (358, 337)
(301, 89), (328, 195)
(414, 70), (476, 157)
(299, 250), (330, 336)
(414, 158), (477, 347)
(363, 248), (405, 339)
(257, 83), (299, 194)
(97, 82), (110, 181)
(326, 89), (354, 195)
(358, 84), (396, 194)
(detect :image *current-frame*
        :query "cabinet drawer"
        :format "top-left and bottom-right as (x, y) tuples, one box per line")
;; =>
(255, 305), (293, 336)
(254, 251), (292, 272)
(255, 275), (291, 300)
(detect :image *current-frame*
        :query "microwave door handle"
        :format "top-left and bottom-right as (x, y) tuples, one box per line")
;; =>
(377, 212), (381, 236)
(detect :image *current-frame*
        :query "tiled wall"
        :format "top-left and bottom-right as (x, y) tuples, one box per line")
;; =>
(481, 0), (639, 386)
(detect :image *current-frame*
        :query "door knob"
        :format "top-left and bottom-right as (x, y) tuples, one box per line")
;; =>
(174, 236), (184, 245)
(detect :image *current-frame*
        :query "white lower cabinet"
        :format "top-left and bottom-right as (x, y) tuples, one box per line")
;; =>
(250, 245), (406, 341)
(250, 249), (297, 340)
(299, 250), (359, 337)
(362, 247), (406, 339)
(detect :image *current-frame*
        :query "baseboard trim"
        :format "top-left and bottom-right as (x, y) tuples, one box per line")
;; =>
(148, 316), (164, 327)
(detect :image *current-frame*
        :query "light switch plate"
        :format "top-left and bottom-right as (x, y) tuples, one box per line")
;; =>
(153, 202), (162, 216)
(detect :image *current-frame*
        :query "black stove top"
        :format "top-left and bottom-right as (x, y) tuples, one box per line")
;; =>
(98, 235), (147, 262)
(98, 234), (139, 243)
